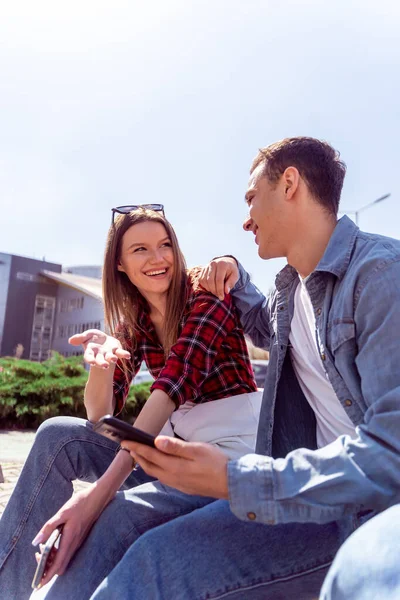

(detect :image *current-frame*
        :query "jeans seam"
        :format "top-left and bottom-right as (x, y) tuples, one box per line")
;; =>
(197, 559), (333, 600)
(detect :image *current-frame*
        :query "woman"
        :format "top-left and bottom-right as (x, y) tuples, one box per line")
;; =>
(0, 205), (261, 599)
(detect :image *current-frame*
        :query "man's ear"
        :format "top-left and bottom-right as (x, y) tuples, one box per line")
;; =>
(282, 167), (300, 199)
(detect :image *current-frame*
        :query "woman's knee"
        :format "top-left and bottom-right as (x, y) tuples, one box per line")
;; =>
(35, 416), (89, 449)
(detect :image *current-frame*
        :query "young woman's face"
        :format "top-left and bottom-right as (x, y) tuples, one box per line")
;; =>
(117, 221), (175, 297)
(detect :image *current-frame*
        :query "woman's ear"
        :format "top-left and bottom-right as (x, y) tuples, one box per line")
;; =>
(117, 263), (125, 273)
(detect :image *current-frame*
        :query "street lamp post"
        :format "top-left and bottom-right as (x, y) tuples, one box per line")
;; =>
(346, 193), (391, 226)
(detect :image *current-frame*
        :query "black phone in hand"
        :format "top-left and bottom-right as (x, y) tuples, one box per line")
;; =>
(93, 415), (156, 447)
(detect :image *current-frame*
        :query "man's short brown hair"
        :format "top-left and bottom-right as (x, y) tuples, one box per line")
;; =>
(251, 137), (346, 215)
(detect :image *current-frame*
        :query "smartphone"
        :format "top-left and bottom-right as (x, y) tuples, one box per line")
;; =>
(93, 415), (156, 447)
(31, 527), (62, 589)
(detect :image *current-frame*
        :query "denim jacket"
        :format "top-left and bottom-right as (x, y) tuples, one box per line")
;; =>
(227, 216), (400, 525)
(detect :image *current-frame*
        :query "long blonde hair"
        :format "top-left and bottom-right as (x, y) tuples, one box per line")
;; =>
(103, 208), (188, 356)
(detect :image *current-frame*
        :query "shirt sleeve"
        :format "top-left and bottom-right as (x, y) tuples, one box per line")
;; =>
(151, 292), (238, 406)
(228, 260), (400, 525)
(231, 262), (272, 350)
(112, 331), (143, 415)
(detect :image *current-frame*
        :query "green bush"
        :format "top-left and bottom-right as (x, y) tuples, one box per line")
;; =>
(0, 353), (151, 429)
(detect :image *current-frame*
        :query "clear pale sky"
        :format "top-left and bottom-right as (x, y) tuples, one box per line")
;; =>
(1, 0), (399, 293)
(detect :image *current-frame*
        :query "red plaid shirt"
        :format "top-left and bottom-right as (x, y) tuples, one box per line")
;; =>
(113, 282), (257, 414)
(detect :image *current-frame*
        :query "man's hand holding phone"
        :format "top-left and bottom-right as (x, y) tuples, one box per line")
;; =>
(122, 436), (229, 499)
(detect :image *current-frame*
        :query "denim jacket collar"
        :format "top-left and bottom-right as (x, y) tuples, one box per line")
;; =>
(274, 264), (297, 291)
(315, 215), (359, 280)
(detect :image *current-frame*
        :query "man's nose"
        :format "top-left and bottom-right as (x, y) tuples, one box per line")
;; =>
(243, 215), (253, 231)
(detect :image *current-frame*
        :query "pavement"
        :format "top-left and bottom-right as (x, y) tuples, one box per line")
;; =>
(0, 430), (88, 518)
(0, 430), (35, 517)
(0, 430), (36, 463)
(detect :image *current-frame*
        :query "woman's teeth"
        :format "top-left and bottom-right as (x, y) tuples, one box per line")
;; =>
(146, 269), (167, 276)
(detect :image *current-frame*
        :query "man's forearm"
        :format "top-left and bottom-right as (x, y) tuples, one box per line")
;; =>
(227, 415), (399, 526)
(84, 365), (116, 422)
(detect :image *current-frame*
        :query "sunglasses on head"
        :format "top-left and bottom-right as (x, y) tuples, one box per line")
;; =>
(111, 204), (165, 225)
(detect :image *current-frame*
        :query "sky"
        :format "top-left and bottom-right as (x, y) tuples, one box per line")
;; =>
(1, 0), (399, 293)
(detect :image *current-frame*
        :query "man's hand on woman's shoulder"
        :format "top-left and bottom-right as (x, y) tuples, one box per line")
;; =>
(198, 256), (239, 301)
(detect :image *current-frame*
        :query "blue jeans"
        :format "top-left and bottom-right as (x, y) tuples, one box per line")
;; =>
(0, 417), (357, 600)
(89, 500), (356, 600)
(0, 417), (214, 600)
(321, 504), (400, 600)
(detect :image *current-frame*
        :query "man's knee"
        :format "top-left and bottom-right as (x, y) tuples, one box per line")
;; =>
(321, 506), (400, 599)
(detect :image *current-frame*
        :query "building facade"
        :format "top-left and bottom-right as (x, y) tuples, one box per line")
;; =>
(0, 252), (104, 361)
(47, 273), (104, 357)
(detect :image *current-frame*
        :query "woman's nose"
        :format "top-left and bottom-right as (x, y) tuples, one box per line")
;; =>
(149, 250), (163, 263)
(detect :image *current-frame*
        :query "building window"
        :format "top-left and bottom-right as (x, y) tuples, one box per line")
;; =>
(16, 272), (38, 282)
(29, 295), (56, 361)
(63, 350), (83, 358)
(68, 297), (84, 311)
(59, 297), (85, 313)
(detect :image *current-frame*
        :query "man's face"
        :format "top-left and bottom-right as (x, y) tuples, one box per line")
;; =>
(243, 163), (287, 260)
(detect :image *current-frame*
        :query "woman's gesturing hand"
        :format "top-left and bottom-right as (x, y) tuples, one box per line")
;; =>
(69, 329), (131, 369)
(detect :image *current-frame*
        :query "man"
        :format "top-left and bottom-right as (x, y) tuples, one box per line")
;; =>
(92, 137), (400, 599)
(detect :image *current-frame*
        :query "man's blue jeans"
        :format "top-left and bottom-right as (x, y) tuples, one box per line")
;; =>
(89, 499), (356, 600)
(321, 504), (400, 600)
(0, 416), (356, 600)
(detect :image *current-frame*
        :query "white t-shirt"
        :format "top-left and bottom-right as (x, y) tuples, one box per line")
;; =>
(289, 276), (356, 448)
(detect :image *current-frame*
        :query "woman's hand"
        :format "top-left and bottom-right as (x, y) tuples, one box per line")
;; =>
(32, 485), (110, 587)
(198, 257), (239, 300)
(69, 329), (131, 369)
